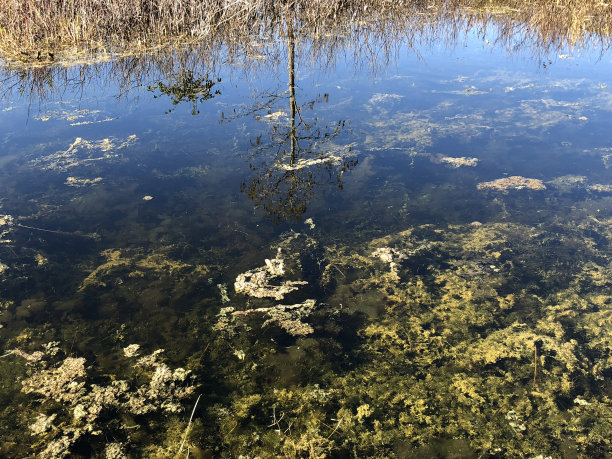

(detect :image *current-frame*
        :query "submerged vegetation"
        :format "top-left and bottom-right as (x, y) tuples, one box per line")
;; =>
(2, 216), (611, 457)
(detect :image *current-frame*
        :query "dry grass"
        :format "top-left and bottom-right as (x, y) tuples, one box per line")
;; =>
(0, 0), (374, 58)
(1, 0), (611, 101)
(455, 0), (612, 51)
(1, 0), (610, 62)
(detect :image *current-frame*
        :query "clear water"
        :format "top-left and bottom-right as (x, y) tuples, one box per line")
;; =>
(0, 24), (611, 458)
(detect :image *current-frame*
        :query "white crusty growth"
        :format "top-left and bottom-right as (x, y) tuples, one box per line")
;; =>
(234, 248), (307, 300)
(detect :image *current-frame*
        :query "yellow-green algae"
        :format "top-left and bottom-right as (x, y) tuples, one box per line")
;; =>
(202, 219), (612, 458)
(1, 214), (611, 457)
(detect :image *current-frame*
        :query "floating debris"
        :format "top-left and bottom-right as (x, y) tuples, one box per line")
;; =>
(256, 111), (287, 121)
(218, 283), (230, 303)
(588, 184), (612, 193)
(504, 83), (535, 92)
(21, 356), (87, 403)
(217, 300), (317, 336)
(0, 214), (14, 226)
(32, 107), (116, 126)
(31, 135), (137, 171)
(477, 176), (546, 191)
(16, 343), (195, 457)
(65, 176), (103, 187)
(278, 154), (342, 171)
(142, 195), (154, 201)
(304, 218), (315, 229)
(0, 214), (14, 243)
(368, 93), (404, 105)
(371, 246), (407, 264)
(506, 410), (527, 433)
(574, 397), (592, 406)
(236, 299), (317, 335)
(277, 142), (357, 171)
(218, 244), (318, 336)
(430, 154), (478, 168)
(1, 348), (45, 362)
(29, 413), (57, 436)
(233, 349), (246, 360)
(432, 86), (488, 95)
(69, 117), (116, 126)
(234, 248), (307, 300)
(35, 108), (101, 123)
(35, 253), (48, 266)
(122, 344), (141, 358)
(371, 246), (409, 279)
(104, 443), (125, 458)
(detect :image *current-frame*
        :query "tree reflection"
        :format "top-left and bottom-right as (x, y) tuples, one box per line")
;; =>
(240, 20), (358, 222)
(147, 69), (221, 115)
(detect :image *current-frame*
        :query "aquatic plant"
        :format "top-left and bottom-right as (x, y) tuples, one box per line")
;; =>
(30, 135), (138, 172)
(477, 176), (547, 191)
(202, 220), (612, 457)
(218, 244), (318, 337)
(7, 342), (196, 457)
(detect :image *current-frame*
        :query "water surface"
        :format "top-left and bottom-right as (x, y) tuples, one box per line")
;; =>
(1, 20), (611, 458)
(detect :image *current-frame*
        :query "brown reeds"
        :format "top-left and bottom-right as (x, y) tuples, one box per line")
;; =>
(1, 0), (611, 63)
(1, 0), (612, 102)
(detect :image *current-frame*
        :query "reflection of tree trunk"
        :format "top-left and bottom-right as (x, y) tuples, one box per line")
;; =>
(288, 21), (296, 166)
(241, 14), (356, 222)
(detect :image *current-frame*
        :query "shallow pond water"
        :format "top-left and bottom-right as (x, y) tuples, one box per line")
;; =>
(0, 20), (611, 458)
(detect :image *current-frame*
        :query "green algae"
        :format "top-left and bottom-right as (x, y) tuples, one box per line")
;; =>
(1, 196), (611, 457)
(194, 216), (612, 458)
(2, 139), (612, 459)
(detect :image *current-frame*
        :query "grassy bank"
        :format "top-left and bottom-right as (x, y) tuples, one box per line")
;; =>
(2, 0), (611, 101)
(0, 0), (611, 63)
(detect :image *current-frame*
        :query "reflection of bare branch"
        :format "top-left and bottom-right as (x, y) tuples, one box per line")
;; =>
(237, 22), (361, 222)
(221, 89), (290, 123)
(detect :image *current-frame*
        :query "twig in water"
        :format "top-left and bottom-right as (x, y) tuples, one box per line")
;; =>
(16, 223), (96, 238)
(268, 406), (285, 432)
(533, 344), (538, 388)
(178, 394), (201, 455)
(327, 416), (344, 439)
(330, 263), (346, 278)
